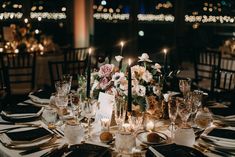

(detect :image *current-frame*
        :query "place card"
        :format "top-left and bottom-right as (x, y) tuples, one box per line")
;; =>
(95, 92), (114, 121)
(93, 92), (114, 132)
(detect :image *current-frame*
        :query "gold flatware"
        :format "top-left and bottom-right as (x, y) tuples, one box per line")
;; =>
(20, 143), (60, 155)
(0, 124), (41, 132)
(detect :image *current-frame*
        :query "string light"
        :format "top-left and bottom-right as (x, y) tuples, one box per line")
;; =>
(30, 12), (66, 20)
(93, 13), (174, 22)
(0, 12), (23, 20)
(185, 15), (235, 24)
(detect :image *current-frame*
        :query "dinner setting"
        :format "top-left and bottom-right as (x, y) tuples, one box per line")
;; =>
(1, 0), (235, 157)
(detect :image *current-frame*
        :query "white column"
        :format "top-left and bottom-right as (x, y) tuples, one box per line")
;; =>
(73, 0), (93, 47)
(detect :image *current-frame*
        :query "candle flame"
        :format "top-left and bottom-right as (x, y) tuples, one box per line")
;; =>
(163, 48), (167, 54)
(120, 41), (124, 47)
(128, 58), (131, 66)
(88, 48), (92, 54)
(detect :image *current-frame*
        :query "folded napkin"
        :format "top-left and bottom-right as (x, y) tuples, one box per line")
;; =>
(66, 143), (111, 157)
(5, 127), (52, 142)
(146, 144), (206, 157)
(30, 90), (52, 99)
(1, 105), (43, 117)
(28, 90), (52, 104)
(210, 108), (235, 117)
(204, 128), (235, 141)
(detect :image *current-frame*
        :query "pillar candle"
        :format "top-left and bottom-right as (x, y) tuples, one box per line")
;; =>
(128, 59), (132, 112)
(119, 41), (124, 70)
(86, 48), (91, 98)
(163, 48), (168, 74)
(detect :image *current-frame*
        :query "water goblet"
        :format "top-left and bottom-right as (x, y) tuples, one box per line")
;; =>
(54, 95), (69, 125)
(168, 96), (178, 140)
(62, 74), (73, 94)
(188, 90), (203, 126)
(177, 97), (192, 128)
(179, 78), (191, 97)
(55, 80), (69, 96)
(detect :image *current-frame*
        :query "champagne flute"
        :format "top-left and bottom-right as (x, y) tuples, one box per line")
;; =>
(168, 96), (178, 140)
(81, 99), (96, 139)
(114, 96), (127, 130)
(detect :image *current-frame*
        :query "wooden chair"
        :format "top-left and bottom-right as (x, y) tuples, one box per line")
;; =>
(48, 60), (87, 90)
(63, 47), (89, 62)
(220, 56), (235, 71)
(0, 64), (9, 111)
(212, 67), (235, 101)
(1, 52), (36, 96)
(194, 49), (221, 93)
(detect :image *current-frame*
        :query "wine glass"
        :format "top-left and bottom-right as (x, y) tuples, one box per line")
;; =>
(55, 80), (69, 96)
(187, 90), (203, 126)
(81, 99), (96, 139)
(114, 96), (127, 130)
(168, 96), (178, 140)
(179, 78), (191, 97)
(69, 92), (81, 121)
(177, 97), (192, 128)
(62, 74), (73, 94)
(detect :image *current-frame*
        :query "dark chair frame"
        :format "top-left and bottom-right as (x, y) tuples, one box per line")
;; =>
(48, 60), (87, 89)
(194, 49), (222, 93)
(1, 52), (36, 95)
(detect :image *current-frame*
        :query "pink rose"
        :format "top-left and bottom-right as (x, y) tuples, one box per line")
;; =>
(98, 64), (114, 77)
(99, 77), (111, 90)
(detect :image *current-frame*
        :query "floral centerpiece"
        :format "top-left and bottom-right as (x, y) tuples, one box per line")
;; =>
(91, 53), (164, 116)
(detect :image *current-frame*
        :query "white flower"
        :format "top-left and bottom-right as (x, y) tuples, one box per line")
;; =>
(135, 85), (146, 97)
(131, 65), (146, 79)
(91, 80), (99, 92)
(115, 55), (123, 62)
(151, 63), (162, 73)
(153, 85), (162, 96)
(119, 79), (128, 93)
(91, 71), (99, 83)
(138, 53), (152, 62)
(141, 70), (153, 83)
(112, 72), (125, 86)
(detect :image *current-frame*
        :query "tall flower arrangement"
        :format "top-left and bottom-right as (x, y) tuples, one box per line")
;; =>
(91, 53), (163, 112)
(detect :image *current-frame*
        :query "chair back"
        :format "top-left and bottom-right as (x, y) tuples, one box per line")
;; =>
(48, 60), (87, 89)
(194, 49), (221, 92)
(1, 52), (36, 95)
(0, 63), (9, 95)
(220, 56), (235, 71)
(63, 47), (88, 62)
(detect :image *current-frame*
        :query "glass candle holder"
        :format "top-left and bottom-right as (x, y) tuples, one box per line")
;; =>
(174, 127), (195, 146)
(100, 118), (110, 131)
(115, 132), (136, 154)
(64, 120), (84, 145)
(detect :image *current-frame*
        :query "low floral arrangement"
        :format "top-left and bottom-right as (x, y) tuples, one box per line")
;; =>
(91, 53), (164, 113)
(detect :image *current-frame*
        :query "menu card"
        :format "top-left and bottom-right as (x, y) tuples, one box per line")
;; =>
(95, 92), (114, 121)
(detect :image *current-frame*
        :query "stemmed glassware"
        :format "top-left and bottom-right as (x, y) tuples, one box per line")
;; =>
(177, 97), (192, 128)
(168, 96), (178, 140)
(114, 96), (127, 130)
(179, 78), (191, 97)
(62, 74), (73, 95)
(81, 99), (96, 139)
(187, 90), (203, 126)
